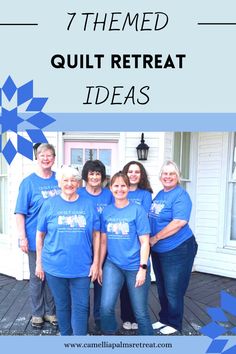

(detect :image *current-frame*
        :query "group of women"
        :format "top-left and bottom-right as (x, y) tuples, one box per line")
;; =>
(15, 143), (198, 336)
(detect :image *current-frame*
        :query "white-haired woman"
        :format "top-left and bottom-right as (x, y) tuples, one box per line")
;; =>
(149, 160), (198, 335)
(35, 166), (100, 335)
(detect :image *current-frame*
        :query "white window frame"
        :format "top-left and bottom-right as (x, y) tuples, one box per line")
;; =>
(173, 132), (192, 186)
(172, 132), (198, 231)
(225, 132), (236, 248)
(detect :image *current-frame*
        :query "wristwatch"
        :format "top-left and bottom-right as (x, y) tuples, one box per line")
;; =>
(139, 264), (148, 270)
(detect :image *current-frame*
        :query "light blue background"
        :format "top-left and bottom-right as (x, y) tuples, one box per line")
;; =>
(1, 336), (236, 354)
(1, 1), (236, 353)
(1, 0), (236, 114)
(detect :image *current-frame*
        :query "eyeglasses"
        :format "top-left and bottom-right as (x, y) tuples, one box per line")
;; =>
(161, 172), (177, 177)
(38, 154), (54, 159)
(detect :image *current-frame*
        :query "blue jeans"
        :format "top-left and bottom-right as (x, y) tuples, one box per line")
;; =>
(28, 251), (55, 317)
(120, 282), (136, 323)
(45, 273), (90, 335)
(151, 236), (198, 331)
(100, 260), (154, 335)
(93, 280), (102, 321)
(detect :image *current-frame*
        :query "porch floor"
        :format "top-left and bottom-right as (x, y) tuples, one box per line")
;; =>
(0, 272), (235, 336)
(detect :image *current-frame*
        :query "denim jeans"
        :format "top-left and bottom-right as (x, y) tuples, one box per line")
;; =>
(93, 280), (102, 321)
(120, 282), (136, 323)
(45, 273), (90, 335)
(28, 251), (55, 317)
(151, 236), (198, 331)
(100, 260), (154, 335)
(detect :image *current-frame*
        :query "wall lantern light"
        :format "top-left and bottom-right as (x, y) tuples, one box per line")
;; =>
(136, 133), (149, 161)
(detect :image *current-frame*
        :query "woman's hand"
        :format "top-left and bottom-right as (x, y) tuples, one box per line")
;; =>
(19, 237), (29, 253)
(89, 263), (99, 282)
(149, 235), (158, 247)
(97, 267), (103, 286)
(35, 263), (45, 281)
(135, 268), (146, 288)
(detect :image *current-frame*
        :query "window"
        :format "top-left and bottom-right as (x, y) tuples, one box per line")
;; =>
(0, 134), (8, 234)
(228, 133), (236, 242)
(173, 132), (191, 189)
(64, 140), (118, 183)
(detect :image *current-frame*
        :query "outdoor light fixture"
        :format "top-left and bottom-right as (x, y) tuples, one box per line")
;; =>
(136, 133), (149, 161)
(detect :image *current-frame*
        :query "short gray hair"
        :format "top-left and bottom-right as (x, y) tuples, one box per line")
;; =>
(159, 160), (181, 184)
(56, 165), (82, 182)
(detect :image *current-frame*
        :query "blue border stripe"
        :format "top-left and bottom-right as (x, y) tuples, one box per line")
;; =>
(35, 113), (236, 132)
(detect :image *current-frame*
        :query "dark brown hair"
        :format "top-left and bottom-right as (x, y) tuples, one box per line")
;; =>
(82, 160), (106, 182)
(122, 161), (153, 193)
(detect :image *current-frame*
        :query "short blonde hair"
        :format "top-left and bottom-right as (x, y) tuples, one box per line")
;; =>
(36, 143), (56, 157)
(56, 165), (82, 182)
(159, 160), (181, 184)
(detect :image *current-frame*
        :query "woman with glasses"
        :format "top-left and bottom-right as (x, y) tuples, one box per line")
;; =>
(35, 165), (100, 335)
(149, 160), (198, 335)
(15, 143), (60, 329)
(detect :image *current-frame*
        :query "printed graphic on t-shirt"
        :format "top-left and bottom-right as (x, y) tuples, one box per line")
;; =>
(129, 198), (141, 206)
(107, 221), (129, 235)
(58, 214), (86, 228)
(41, 188), (61, 199)
(97, 204), (107, 214)
(150, 200), (165, 215)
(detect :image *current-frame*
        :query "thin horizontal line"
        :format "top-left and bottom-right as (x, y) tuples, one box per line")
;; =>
(198, 22), (236, 25)
(0, 23), (38, 26)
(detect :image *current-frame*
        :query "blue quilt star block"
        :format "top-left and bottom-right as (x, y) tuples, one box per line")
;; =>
(17, 80), (33, 106)
(206, 339), (228, 353)
(2, 76), (17, 101)
(2, 140), (17, 164)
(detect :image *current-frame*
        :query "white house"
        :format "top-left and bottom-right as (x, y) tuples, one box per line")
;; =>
(1, 131), (236, 280)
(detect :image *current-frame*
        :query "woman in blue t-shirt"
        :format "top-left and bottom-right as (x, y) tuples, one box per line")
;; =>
(120, 161), (153, 331)
(78, 160), (113, 332)
(99, 172), (153, 335)
(149, 160), (198, 335)
(15, 143), (60, 329)
(35, 166), (100, 335)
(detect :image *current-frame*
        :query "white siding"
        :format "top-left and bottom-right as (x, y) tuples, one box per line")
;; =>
(194, 132), (236, 278)
(0, 132), (59, 279)
(121, 132), (166, 196)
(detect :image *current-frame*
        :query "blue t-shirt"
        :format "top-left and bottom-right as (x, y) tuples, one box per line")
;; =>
(101, 203), (150, 271)
(128, 189), (152, 213)
(78, 187), (113, 214)
(149, 185), (193, 253)
(37, 195), (100, 278)
(15, 172), (61, 251)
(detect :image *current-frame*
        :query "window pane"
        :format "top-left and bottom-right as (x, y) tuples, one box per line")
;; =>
(232, 134), (236, 180)
(231, 184), (236, 240)
(173, 132), (190, 181)
(99, 149), (112, 177)
(71, 148), (83, 167)
(181, 132), (190, 179)
(173, 132), (181, 167)
(85, 149), (97, 161)
(230, 134), (236, 240)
